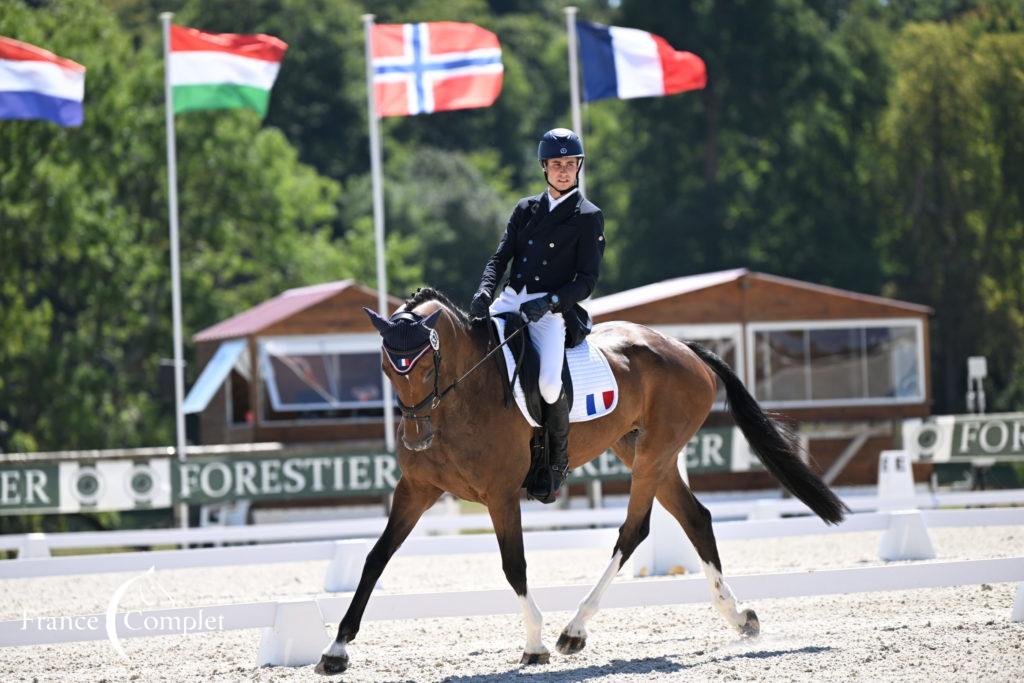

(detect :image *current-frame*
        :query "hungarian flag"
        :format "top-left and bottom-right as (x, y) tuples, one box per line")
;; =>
(371, 22), (503, 117)
(0, 36), (85, 127)
(576, 21), (705, 102)
(168, 25), (287, 116)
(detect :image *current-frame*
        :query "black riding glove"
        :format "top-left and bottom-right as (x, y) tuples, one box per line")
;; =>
(469, 290), (491, 319)
(520, 296), (551, 323)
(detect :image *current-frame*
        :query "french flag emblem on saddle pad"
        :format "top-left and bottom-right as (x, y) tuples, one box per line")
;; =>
(371, 22), (503, 117)
(492, 317), (619, 428)
(585, 391), (616, 417)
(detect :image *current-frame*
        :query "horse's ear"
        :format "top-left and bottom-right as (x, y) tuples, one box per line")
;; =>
(421, 309), (442, 330)
(363, 307), (390, 335)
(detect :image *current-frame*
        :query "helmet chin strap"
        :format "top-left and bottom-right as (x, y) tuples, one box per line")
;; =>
(543, 159), (584, 196)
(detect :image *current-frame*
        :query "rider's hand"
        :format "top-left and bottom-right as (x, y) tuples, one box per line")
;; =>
(520, 296), (550, 323)
(469, 291), (491, 319)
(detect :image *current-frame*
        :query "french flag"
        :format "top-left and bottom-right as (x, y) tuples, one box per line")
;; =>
(585, 390), (616, 416)
(371, 22), (503, 117)
(0, 36), (85, 127)
(576, 21), (705, 102)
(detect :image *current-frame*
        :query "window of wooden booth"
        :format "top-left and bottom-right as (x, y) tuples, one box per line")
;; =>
(748, 318), (925, 408)
(257, 334), (387, 424)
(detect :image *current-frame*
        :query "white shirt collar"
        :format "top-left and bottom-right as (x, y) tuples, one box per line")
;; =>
(546, 187), (578, 210)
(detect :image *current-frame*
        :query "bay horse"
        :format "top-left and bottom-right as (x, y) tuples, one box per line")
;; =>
(316, 287), (846, 675)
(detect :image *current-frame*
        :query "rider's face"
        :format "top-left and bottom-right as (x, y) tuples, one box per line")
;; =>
(543, 157), (580, 194)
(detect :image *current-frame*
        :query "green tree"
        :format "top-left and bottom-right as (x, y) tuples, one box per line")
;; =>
(875, 18), (1024, 412)
(602, 0), (891, 294)
(0, 0), (350, 451)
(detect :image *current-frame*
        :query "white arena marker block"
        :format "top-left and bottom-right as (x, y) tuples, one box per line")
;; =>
(632, 500), (702, 578)
(17, 533), (50, 559)
(1012, 583), (1024, 623)
(746, 499), (782, 520)
(878, 450), (917, 512)
(323, 540), (381, 593)
(878, 510), (936, 561)
(255, 599), (330, 667)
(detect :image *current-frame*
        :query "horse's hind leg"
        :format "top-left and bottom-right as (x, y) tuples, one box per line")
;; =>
(556, 438), (662, 655)
(656, 469), (760, 637)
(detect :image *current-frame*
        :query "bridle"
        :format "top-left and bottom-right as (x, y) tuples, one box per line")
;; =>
(390, 320), (526, 426)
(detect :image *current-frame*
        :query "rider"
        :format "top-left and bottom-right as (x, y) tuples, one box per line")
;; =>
(469, 128), (606, 501)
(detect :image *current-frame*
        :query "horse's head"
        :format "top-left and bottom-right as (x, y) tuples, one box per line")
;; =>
(364, 304), (446, 451)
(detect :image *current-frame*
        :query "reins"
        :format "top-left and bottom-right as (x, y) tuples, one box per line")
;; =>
(395, 320), (527, 420)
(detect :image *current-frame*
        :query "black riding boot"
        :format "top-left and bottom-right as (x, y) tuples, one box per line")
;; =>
(530, 389), (570, 504)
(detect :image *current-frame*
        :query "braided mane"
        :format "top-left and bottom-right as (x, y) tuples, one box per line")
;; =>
(402, 287), (472, 327)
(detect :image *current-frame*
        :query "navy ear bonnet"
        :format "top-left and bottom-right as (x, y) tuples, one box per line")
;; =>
(363, 308), (441, 374)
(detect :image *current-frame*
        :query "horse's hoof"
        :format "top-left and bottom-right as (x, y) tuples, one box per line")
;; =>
(556, 631), (587, 655)
(739, 608), (760, 637)
(520, 650), (550, 665)
(314, 654), (349, 675)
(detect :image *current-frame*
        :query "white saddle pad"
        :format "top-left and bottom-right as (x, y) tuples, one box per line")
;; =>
(492, 317), (619, 428)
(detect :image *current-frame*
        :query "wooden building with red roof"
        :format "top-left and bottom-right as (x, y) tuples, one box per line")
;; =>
(186, 269), (932, 487)
(585, 268), (933, 486)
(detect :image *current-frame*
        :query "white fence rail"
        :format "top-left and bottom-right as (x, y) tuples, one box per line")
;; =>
(4, 486), (1024, 558)
(3, 508), (1022, 588)
(1, 556), (1022, 667)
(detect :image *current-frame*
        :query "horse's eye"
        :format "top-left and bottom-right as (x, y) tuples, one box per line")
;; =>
(422, 368), (435, 384)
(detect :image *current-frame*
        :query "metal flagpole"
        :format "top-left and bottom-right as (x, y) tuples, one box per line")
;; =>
(160, 12), (190, 529)
(362, 14), (396, 453)
(565, 6), (585, 196)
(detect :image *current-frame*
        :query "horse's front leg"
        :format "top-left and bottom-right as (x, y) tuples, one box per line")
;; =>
(488, 492), (550, 665)
(316, 476), (442, 675)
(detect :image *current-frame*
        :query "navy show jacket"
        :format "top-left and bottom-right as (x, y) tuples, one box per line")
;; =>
(477, 190), (605, 312)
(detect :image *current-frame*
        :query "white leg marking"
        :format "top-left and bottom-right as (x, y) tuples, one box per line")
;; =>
(517, 592), (548, 655)
(563, 549), (623, 639)
(702, 561), (749, 632)
(321, 639), (348, 659)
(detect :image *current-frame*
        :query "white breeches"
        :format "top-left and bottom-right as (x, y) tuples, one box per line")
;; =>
(490, 286), (566, 404)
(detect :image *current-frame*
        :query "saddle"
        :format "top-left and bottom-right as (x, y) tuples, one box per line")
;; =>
(488, 314), (619, 499)
(492, 312), (574, 426)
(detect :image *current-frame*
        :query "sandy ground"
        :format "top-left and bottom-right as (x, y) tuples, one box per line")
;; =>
(2, 526), (1022, 682)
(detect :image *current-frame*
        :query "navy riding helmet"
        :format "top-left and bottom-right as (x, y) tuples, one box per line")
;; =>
(538, 128), (584, 161)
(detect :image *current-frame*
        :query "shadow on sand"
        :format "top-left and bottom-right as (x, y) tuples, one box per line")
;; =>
(437, 645), (835, 682)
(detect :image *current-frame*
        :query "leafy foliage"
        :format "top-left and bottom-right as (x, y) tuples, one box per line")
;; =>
(1, 0), (1023, 452)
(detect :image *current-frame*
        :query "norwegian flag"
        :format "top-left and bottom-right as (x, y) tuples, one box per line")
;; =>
(371, 22), (503, 117)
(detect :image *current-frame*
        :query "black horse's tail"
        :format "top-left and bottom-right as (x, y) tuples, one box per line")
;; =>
(686, 341), (848, 525)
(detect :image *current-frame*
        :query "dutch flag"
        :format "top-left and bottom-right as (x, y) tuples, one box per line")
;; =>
(0, 36), (85, 127)
(576, 21), (706, 102)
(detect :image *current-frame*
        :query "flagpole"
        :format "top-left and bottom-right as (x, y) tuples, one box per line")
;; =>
(565, 6), (585, 196)
(160, 12), (190, 529)
(362, 13), (396, 454)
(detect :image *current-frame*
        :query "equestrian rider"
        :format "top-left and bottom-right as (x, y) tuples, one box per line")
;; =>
(469, 128), (606, 500)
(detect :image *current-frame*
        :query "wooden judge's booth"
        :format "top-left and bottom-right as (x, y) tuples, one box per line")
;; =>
(185, 269), (932, 490)
(585, 268), (933, 489)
